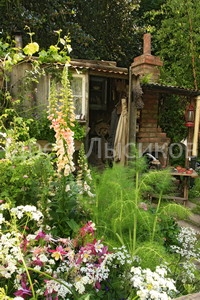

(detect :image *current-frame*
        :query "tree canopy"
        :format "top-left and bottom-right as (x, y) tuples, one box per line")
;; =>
(1, 0), (200, 88)
(0, 0), (144, 67)
(147, 0), (200, 89)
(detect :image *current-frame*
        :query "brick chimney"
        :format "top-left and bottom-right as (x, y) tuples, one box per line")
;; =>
(131, 33), (163, 83)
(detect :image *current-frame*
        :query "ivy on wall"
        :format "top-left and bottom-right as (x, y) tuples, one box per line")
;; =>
(158, 94), (188, 143)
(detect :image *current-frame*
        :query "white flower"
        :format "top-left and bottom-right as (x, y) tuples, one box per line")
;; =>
(131, 266), (142, 275)
(38, 253), (49, 262)
(33, 265), (41, 271)
(0, 213), (5, 224)
(155, 265), (167, 277)
(170, 226), (199, 260)
(26, 234), (37, 241)
(0, 259), (18, 278)
(94, 240), (104, 252)
(74, 276), (89, 294)
(0, 203), (10, 210)
(130, 265), (177, 300)
(10, 205), (43, 221)
(0, 132), (7, 138)
(65, 184), (70, 192)
(87, 190), (96, 197)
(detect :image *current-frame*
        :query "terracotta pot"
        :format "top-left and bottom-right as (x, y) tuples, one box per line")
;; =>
(186, 170), (193, 174)
(176, 166), (182, 170)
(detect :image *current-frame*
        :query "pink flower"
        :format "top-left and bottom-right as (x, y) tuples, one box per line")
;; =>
(35, 231), (47, 240)
(95, 281), (101, 290)
(32, 246), (47, 256)
(14, 280), (32, 298)
(48, 245), (67, 261)
(32, 258), (43, 267)
(79, 221), (96, 237)
(20, 237), (29, 252)
(76, 239), (109, 265)
(44, 280), (59, 300)
(138, 202), (148, 211)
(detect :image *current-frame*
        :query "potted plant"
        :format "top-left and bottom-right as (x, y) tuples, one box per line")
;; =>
(72, 120), (86, 150)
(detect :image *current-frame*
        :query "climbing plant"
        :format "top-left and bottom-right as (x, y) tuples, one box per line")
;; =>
(158, 94), (188, 143)
(0, 27), (73, 140)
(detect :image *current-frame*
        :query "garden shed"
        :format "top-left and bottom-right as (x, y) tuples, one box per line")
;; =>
(68, 33), (200, 169)
(7, 34), (200, 169)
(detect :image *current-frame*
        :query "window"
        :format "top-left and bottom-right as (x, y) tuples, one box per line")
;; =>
(70, 74), (86, 119)
(89, 77), (107, 110)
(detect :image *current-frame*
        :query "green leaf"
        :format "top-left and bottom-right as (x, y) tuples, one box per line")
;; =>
(67, 219), (80, 232)
(49, 45), (59, 53)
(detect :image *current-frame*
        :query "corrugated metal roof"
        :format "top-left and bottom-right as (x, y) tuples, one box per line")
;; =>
(142, 83), (200, 96)
(69, 59), (128, 75)
(69, 59), (200, 95)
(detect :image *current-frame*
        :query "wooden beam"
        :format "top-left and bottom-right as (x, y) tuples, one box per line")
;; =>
(192, 95), (200, 156)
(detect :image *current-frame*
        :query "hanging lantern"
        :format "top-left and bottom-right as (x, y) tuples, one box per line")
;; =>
(185, 104), (195, 127)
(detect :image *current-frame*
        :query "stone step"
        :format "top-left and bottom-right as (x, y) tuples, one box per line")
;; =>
(188, 213), (200, 228)
(137, 137), (171, 143)
(140, 118), (158, 124)
(142, 109), (158, 114)
(137, 132), (168, 138)
(139, 120), (158, 128)
(177, 200), (200, 235)
(139, 127), (163, 133)
(177, 220), (200, 234)
(185, 200), (200, 229)
(174, 292), (200, 300)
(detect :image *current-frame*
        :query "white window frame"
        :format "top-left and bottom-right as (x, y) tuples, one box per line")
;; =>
(70, 73), (86, 120)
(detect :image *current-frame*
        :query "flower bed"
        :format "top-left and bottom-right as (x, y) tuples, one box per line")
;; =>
(0, 203), (180, 299)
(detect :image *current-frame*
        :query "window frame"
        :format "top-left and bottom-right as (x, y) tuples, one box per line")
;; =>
(70, 73), (86, 120)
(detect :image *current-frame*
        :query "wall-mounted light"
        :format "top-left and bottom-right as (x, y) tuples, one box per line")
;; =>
(185, 104), (195, 127)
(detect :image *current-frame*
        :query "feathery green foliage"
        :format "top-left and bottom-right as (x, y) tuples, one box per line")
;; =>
(81, 152), (190, 265)
(135, 241), (171, 270)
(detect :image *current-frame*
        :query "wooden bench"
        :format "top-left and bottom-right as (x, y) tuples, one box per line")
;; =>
(149, 194), (188, 206)
(149, 170), (198, 206)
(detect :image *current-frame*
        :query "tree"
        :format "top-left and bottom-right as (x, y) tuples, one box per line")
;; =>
(149, 0), (200, 89)
(71, 0), (142, 66)
(0, 0), (75, 48)
(0, 0), (142, 67)
(2, 0), (199, 89)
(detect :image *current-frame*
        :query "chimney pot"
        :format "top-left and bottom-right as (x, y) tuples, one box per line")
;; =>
(131, 33), (163, 83)
(143, 33), (151, 55)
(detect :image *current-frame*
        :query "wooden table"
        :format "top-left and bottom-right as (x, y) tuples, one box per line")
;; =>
(150, 170), (198, 206)
(169, 171), (198, 205)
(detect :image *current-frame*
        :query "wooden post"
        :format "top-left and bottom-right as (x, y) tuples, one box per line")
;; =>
(192, 95), (200, 157)
(128, 72), (137, 146)
(186, 127), (194, 168)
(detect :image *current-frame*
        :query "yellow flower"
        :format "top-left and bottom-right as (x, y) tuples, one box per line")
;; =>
(51, 251), (62, 261)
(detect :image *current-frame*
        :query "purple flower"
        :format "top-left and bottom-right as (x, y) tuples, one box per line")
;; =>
(14, 281), (32, 298)
(95, 281), (101, 290)
(35, 231), (47, 240)
(32, 258), (43, 266)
